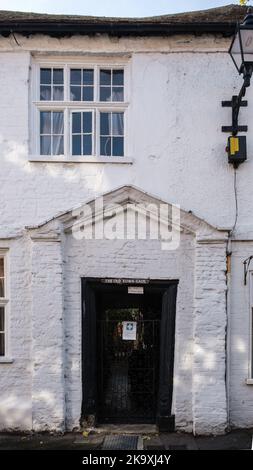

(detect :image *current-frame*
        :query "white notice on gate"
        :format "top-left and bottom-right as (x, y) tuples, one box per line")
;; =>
(122, 321), (137, 341)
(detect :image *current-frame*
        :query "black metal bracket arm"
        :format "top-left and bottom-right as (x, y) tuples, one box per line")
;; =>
(222, 96), (248, 134)
(243, 255), (253, 285)
(222, 73), (251, 135)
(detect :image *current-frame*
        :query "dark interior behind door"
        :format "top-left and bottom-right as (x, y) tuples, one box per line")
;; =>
(96, 290), (162, 423)
(82, 280), (177, 431)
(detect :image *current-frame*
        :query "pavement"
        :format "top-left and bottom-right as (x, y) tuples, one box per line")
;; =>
(0, 426), (252, 450)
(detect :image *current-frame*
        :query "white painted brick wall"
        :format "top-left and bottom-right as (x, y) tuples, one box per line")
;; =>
(229, 242), (253, 429)
(0, 235), (32, 430)
(0, 33), (251, 433)
(193, 242), (228, 435)
(31, 235), (65, 431)
(63, 230), (195, 431)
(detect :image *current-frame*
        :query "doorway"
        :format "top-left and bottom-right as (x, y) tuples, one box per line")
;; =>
(81, 279), (178, 431)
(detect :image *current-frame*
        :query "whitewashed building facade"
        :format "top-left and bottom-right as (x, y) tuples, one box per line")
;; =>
(0, 4), (253, 435)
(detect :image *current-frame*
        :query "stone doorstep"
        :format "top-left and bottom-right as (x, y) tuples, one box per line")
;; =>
(75, 426), (195, 450)
(86, 424), (158, 435)
(74, 424), (157, 448)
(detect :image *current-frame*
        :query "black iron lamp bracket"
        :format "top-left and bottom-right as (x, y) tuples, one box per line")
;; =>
(222, 81), (249, 135)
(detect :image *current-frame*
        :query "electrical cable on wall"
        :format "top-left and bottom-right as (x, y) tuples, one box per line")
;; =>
(231, 168), (238, 237)
(11, 30), (20, 47)
(226, 169), (238, 260)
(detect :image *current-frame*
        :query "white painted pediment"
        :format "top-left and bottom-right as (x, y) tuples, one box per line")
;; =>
(27, 185), (228, 243)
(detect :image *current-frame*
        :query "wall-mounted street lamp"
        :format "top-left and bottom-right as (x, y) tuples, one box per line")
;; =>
(222, 8), (253, 167)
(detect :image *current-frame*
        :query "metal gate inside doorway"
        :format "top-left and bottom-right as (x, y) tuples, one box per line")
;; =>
(82, 279), (178, 430)
(97, 306), (160, 423)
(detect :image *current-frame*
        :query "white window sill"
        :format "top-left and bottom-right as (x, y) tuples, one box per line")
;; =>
(34, 100), (129, 108)
(29, 156), (133, 164)
(245, 378), (253, 385)
(0, 357), (14, 364)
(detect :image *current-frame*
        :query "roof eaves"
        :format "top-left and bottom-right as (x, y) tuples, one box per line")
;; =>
(0, 20), (237, 37)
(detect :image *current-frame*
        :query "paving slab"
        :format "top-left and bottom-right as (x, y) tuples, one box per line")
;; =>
(196, 429), (253, 450)
(0, 428), (252, 450)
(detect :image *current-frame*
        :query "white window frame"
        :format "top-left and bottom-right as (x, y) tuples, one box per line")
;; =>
(39, 66), (65, 102)
(98, 67), (125, 103)
(0, 250), (10, 361)
(70, 109), (95, 157)
(69, 67), (95, 103)
(98, 109), (125, 157)
(30, 57), (132, 163)
(39, 109), (65, 157)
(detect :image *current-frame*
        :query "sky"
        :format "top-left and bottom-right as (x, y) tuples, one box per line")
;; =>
(0, 1), (242, 18)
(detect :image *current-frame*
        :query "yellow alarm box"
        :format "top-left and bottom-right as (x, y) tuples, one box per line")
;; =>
(227, 136), (247, 166)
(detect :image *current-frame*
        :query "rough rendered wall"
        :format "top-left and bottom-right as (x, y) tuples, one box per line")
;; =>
(0, 36), (253, 234)
(0, 33), (250, 432)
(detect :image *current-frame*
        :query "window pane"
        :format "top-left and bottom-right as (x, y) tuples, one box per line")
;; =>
(72, 113), (81, 134)
(0, 307), (4, 332)
(83, 69), (94, 85)
(100, 69), (111, 85)
(112, 87), (124, 102)
(53, 136), (64, 155)
(40, 136), (51, 155)
(70, 69), (81, 84)
(53, 86), (64, 101)
(113, 70), (124, 86)
(83, 86), (94, 101)
(83, 112), (92, 134)
(100, 137), (111, 156)
(0, 333), (4, 356)
(40, 68), (51, 84)
(112, 113), (124, 136)
(0, 279), (4, 298)
(53, 68), (63, 84)
(40, 112), (51, 134)
(0, 258), (4, 278)
(53, 112), (64, 135)
(113, 137), (124, 156)
(100, 86), (111, 102)
(100, 113), (110, 135)
(70, 86), (81, 101)
(72, 135), (81, 155)
(40, 85), (51, 101)
(83, 135), (92, 155)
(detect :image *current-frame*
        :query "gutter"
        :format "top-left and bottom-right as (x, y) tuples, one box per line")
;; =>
(0, 21), (236, 37)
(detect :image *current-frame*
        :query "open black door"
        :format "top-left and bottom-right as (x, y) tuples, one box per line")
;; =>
(81, 280), (97, 423)
(157, 283), (178, 431)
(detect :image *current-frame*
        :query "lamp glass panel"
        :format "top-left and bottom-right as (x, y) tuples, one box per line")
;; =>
(230, 32), (242, 70)
(240, 29), (253, 55)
